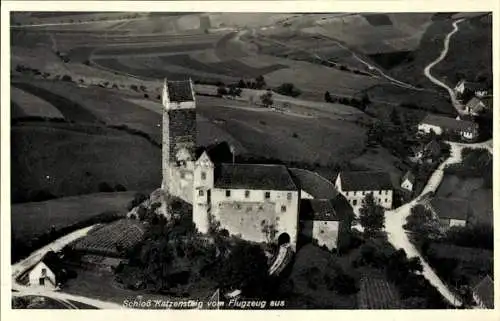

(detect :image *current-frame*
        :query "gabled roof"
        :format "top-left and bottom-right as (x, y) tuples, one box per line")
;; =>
(166, 79), (194, 102)
(289, 168), (338, 199)
(456, 80), (489, 92)
(465, 97), (487, 114)
(338, 171), (393, 191)
(420, 114), (477, 132)
(214, 163), (298, 191)
(300, 199), (338, 221)
(38, 251), (66, 279)
(429, 197), (469, 221)
(299, 194), (353, 222)
(195, 142), (233, 164)
(402, 171), (415, 183)
(473, 275), (494, 309)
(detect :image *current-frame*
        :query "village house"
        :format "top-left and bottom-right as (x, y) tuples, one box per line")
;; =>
(418, 114), (479, 140)
(299, 195), (353, 251)
(464, 96), (492, 116)
(159, 78), (351, 250)
(27, 251), (67, 290)
(454, 80), (490, 101)
(334, 171), (393, 215)
(425, 197), (470, 229)
(400, 171), (415, 192)
(472, 275), (494, 309)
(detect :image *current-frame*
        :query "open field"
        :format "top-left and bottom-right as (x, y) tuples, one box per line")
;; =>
(13, 79), (163, 143)
(11, 122), (161, 203)
(11, 87), (64, 119)
(196, 98), (367, 166)
(436, 175), (492, 226)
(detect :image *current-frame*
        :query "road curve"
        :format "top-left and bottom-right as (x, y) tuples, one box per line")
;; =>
(423, 18), (465, 114)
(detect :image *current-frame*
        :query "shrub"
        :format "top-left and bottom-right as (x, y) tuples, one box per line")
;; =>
(130, 85), (139, 91)
(332, 273), (359, 295)
(144, 93), (149, 98)
(98, 182), (114, 192)
(292, 132), (299, 138)
(115, 184), (127, 192)
(61, 75), (73, 82)
(274, 83), (301, 97)
(128, 192), (148, 211)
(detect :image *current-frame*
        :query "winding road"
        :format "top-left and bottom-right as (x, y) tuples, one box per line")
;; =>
(423, 18), (465, 114)
(384, 17), (492, 308)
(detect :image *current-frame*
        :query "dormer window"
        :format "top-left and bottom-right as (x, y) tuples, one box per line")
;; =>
(201, 172), (207, 180)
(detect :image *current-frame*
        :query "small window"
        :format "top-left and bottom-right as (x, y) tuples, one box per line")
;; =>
(41, 268), (47, 276)
(353, 191), (357, 196)
(180, 172), (186, 179)
(225, 190), (231, 197)
(281, 205), (287, 212)
(265, 191), (271, 199)
(199, 190), (204, 197)
(39, 278), (45, 286)
(362, 191), (365, 195)
(346, 191), (349, 196)
(287, 192), (292, 200)
(385, 190), (388, 195)
(245, 190), (250, 198)
(385, 198), (388, 203)
(201, 172), (207, 180)
(353, 200), (357, 206)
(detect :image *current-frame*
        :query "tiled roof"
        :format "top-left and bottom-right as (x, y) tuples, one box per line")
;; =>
(473, 275), (494, 309)
(167, 79), (194, 102)
(402, 171), (415, 183)
(420, 114), (477, 132)
(195, 142), (233, 164)
(214, 163), (298, 191)
(429, 197), (469, 220)
(300, 194), (353, 222)
(289, 168), (338, 199)
(465, 97), (487, 113)
(300, 199), (338, 221)
(338, 171), (393, 191)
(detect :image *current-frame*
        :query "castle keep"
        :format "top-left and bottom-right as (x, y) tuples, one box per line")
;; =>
(161, 78), (351, 249)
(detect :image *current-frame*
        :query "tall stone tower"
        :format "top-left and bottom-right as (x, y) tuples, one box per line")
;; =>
(161, 78), (197, 211)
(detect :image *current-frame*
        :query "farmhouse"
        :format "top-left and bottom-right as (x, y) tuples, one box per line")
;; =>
(160, 78), (351, 250)
(334, 171), (393, 214)
(299, 195), (353, 250)
(464, 97), (487, 115)
(400, 171), (415, 192)
(454, 80), (489, 100)
(425, 197), (470, 228)
(417, 114), (478, 140)
(28, 251), (67, 289)
(472, 275), (494, 309)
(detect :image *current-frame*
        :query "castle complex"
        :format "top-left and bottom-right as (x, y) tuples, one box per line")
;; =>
(160, 78), (352, 250)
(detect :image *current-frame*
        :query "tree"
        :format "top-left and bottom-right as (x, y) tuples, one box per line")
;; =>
(255, 75), (266, 89)
(98, 182), (114, 192)
(324, 91), (333, 103)
(260, 90), (273, 107)
(228, 85), (242, 97)
(218, 242), (270, 296)
(331, 273), (359, 295)
(361, 93), (371, 106)
(359, 193), (385, 237)
(217, 85), (228, 96)
(274, 83), (301, 97)
(237, 79), (247, 88)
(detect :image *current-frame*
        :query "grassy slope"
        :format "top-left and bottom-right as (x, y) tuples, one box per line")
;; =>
(11, 87), (64, 119)
(432, 14), (492, 87)
(11, 191), (137, 249)
(196, 100), (367, 167)
(11, 123), (161, 202)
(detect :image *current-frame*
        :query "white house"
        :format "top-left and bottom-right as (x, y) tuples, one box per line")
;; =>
(28, 252), (65, 290)
(454, 80), (489, 100)
(400, 171), (415, 192)
(335, 171), (393, 215)
(418, 114), (479, 140)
